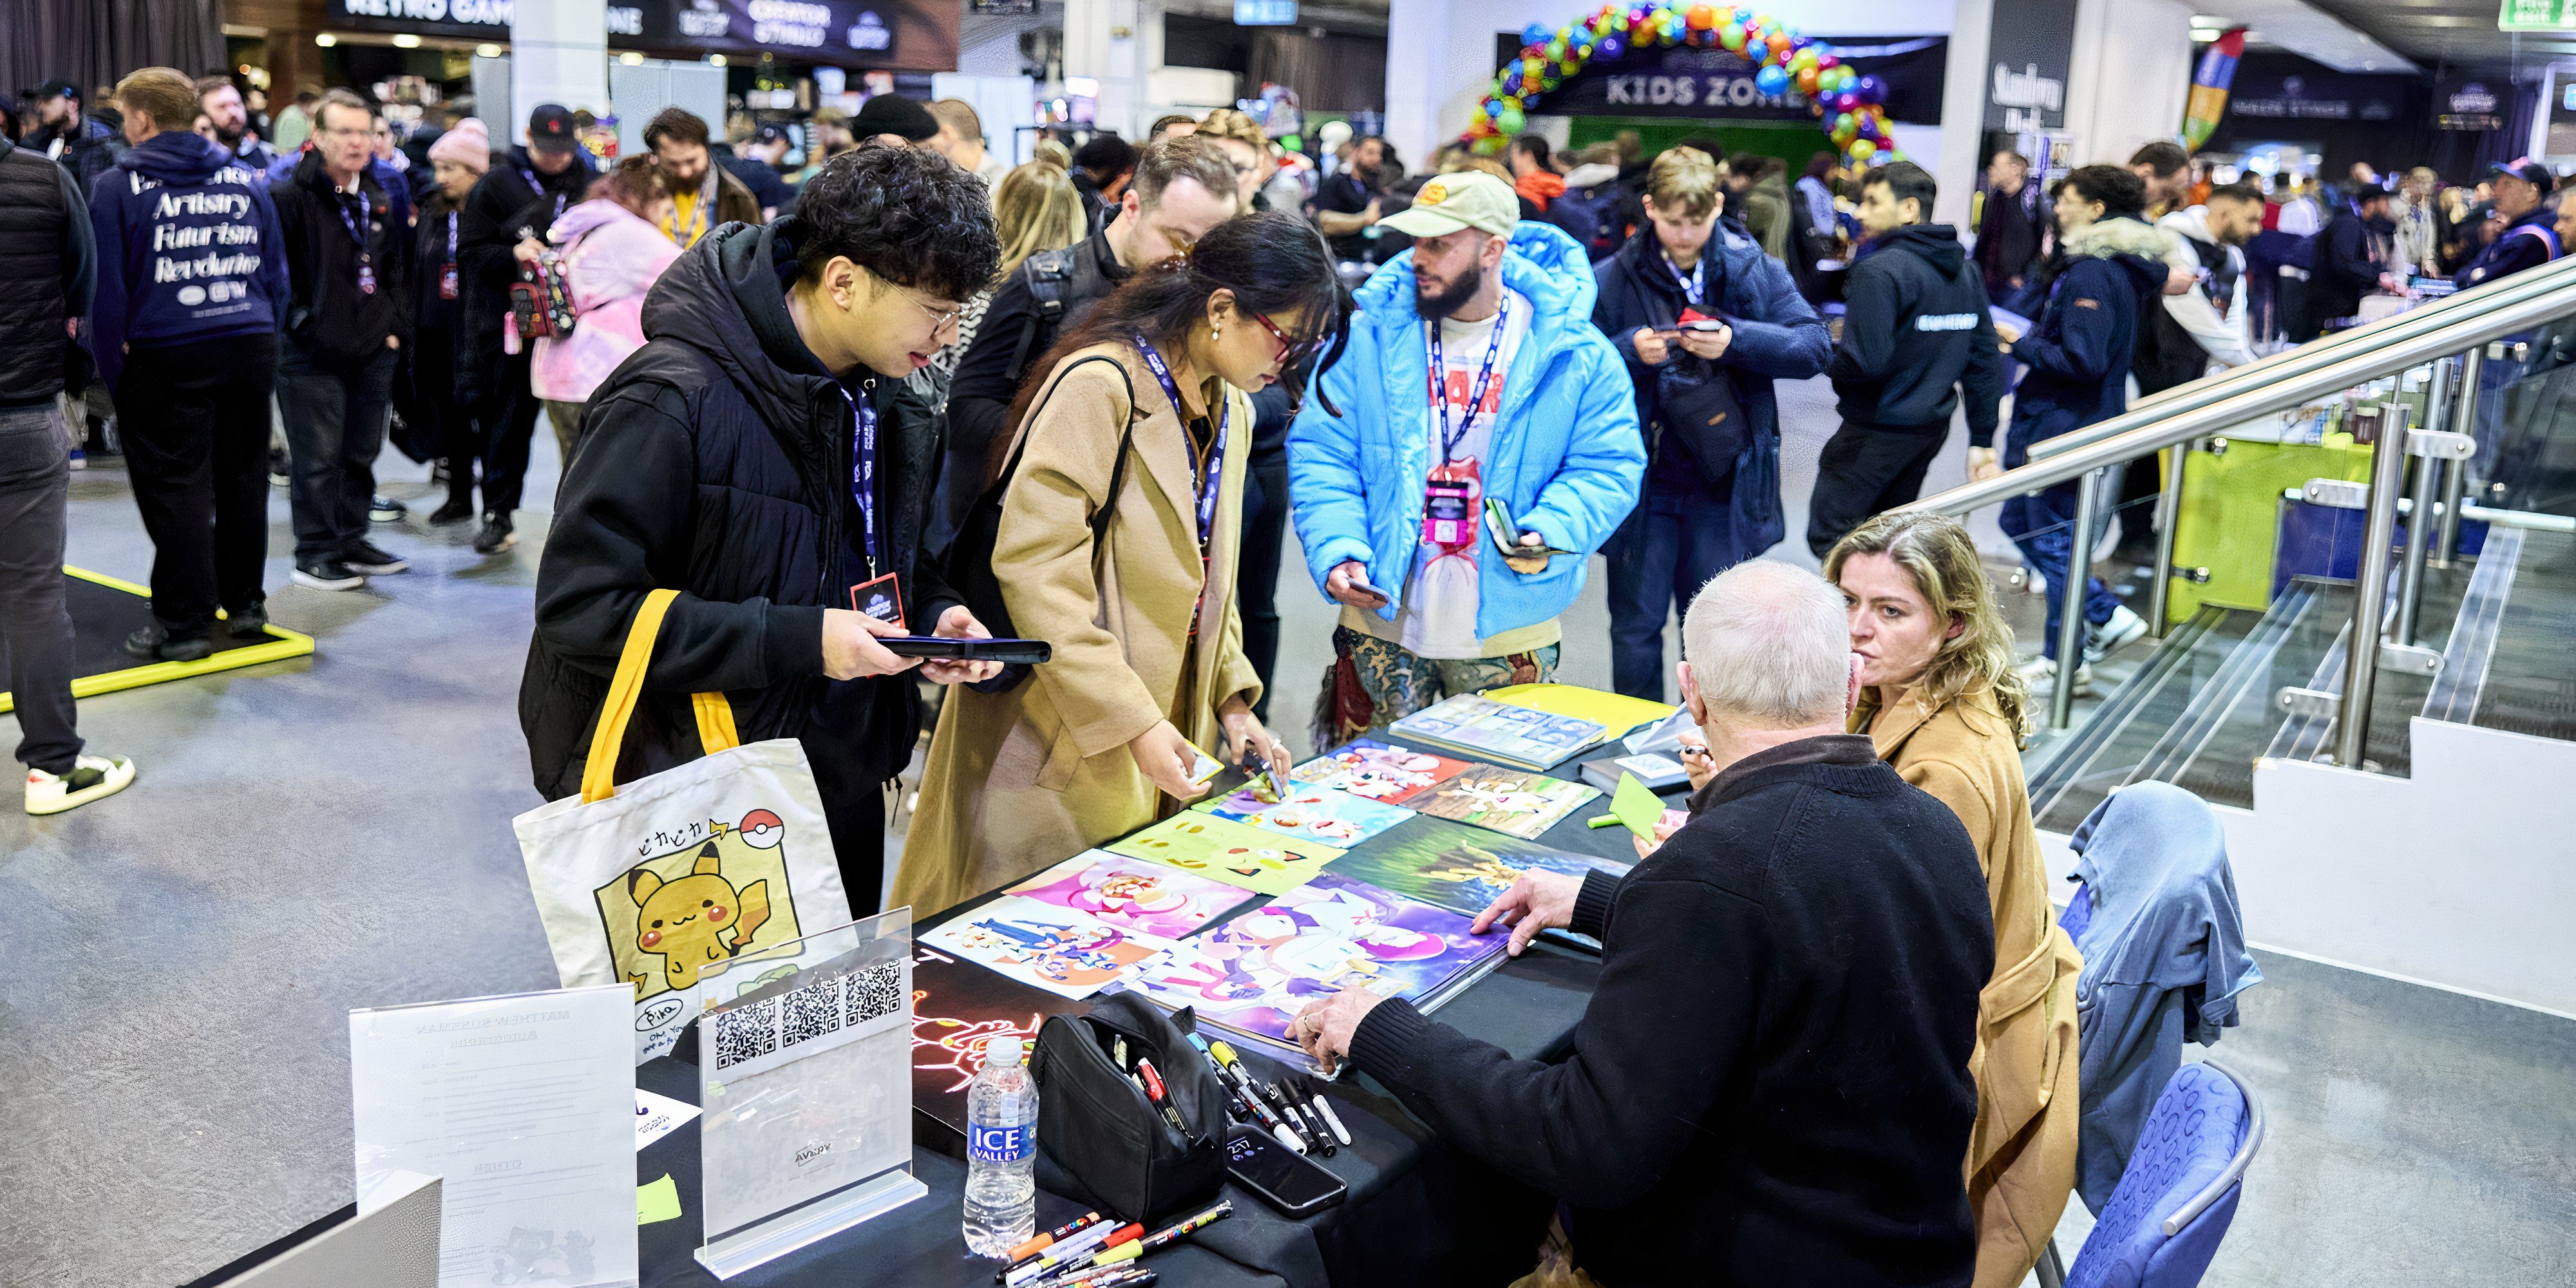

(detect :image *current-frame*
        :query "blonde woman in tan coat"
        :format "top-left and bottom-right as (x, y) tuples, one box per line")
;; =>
(896, 212), (1348, 916)
(1827, 511), (2083, 1288)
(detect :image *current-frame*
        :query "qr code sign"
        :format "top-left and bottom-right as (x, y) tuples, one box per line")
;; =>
(847, 961), (902, 1026)
(778, 978), (844, 1050)
(711, 998), (779, 1070)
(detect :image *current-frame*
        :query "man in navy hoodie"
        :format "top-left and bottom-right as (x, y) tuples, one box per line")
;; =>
(88, 68), (289, 660)
(1977, 166), (2168, 691)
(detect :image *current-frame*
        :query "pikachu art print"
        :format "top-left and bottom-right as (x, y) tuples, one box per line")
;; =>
(593, 808), (807, 1001)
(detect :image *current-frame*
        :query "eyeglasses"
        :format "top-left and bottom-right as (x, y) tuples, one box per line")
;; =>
(905, 290), (963, 337)
(1251, 311), (1316, 365)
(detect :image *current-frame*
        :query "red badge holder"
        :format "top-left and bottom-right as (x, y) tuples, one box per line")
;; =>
(850, 573), (904, 630)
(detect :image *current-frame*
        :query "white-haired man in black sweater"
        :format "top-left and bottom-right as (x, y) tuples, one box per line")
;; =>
(1294, 559), (1994, 1287)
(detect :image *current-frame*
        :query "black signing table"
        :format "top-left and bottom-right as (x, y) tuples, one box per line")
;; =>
(641, 744), (1667, 1288)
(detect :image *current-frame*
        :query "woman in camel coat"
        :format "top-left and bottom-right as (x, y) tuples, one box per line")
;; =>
(1828, 511), (2084, 1288)
(896, 211), (1347, 917)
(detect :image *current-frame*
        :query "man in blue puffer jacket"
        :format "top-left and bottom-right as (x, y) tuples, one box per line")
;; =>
(88, 68), (289, 662)
(1291, 171), (1642, 741)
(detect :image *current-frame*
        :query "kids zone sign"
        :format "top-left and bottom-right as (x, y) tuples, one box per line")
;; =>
(1497, 33), (1947, 125)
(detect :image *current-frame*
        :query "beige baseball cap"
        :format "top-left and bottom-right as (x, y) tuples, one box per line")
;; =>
(1382, 170), (1520, 238)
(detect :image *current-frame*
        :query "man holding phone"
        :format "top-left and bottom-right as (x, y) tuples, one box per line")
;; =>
(1290, 170), (1641, 740)
(1591, 147), (1829, 701)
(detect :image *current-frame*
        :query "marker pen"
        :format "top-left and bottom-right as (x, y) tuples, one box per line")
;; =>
(1007, 1221), (1137, 1285)
(1131, 1200), (1232, 1255)
(1134, 1058), (1190, 1137)
(999, 1211), (1104, 1274)
(1038, 1202), (1229, 1285)
(1283, 1081), (1337, 1156)
(1206, 1041), (1305, 1152)
(1305, 1081), (1354, 1146)
(1019, 1222), (1148, 1286)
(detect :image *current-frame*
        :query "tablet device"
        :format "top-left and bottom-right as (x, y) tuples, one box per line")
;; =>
(878, 636), (1053, 665)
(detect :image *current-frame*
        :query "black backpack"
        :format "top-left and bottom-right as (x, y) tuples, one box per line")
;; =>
(1551, 182), (1624, 263)
(1003, 245), (1080, 387)
(946, 354), (1138, 692)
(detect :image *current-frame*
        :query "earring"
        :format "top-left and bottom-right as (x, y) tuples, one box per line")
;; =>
(1213, 322), (1222, 340)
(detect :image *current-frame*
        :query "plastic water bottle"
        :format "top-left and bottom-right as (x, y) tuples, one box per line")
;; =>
(963, 1036), (1037, 1257)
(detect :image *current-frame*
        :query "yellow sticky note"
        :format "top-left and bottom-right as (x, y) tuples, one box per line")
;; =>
(1611, 773), (1665, 840)
(638, 1173), (682, 1226)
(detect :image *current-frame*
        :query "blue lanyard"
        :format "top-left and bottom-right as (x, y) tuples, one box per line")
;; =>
(445, 210), (457, 260)
(518, 166), (569, 223)
(1131, 332), (1229, 552)
(333, 186), (370, 260)
(1663, 252), (1704, 307)
(1426, 294), (1510, 462)
(837, 386), (880, 578)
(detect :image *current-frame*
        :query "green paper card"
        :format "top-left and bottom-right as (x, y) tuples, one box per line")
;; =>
(1611, 772), (1665, 840)
(638, 1173), (681, 1225)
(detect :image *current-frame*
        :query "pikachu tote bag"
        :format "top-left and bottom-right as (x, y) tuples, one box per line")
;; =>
(514, 589), (856, 1061)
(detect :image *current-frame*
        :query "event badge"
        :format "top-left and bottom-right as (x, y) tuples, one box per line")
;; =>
(357, 263), (377, 296)
(849, 572), (904, 630)
(1423, 478), (1473, 545)
(440, 261), (459, 300)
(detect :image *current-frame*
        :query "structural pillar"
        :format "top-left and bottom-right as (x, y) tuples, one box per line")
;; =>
(513, 0), (611, 135)
(1063, 0), (1165, 139)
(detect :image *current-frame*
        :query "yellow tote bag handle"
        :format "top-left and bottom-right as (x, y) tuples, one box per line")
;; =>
(580, 589), (742, 804)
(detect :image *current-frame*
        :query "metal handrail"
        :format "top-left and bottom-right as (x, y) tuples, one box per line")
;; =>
(1899, 268), (2576, 518)
(2023, 251), (2576, 463)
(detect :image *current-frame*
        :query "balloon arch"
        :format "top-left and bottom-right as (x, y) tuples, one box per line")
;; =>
(1468, 6), (1899, 167)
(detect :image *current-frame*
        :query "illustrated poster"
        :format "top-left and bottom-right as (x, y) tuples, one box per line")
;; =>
(918, 895), (1174, 1000)
(1290, 737), (1476, 805)
(1105, 812), (1343, 895)
(1004, 850), (1251, 940)
(1323, 815), (1633, 920)
(1406, 764), (1601, 840)
(1193, 782), (1415, 848)
(909, 945), (1086, 1136)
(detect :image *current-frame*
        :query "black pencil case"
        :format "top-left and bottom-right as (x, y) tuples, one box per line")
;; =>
(1030, 992), (1226, 1224)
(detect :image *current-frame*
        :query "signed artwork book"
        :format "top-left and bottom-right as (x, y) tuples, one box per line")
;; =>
(1387, 692), (1607, 770)
(909, 945), (1086, 1136)
(1005, 851), (1251, 941)
(1325, 816), (1633, 921)
(918, 895), (1175, 1000)
(1111, 872), (1508, 1050)
(1406, 764), (1601, 839)
(1104, 813), (1343, 895)
(1192, 782), (1415, 849)
(1289, 738), (1476, 806)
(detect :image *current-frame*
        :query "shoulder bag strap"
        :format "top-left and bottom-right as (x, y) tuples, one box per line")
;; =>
(991, 354), (1139, 538)
(580, 588), (742, 804)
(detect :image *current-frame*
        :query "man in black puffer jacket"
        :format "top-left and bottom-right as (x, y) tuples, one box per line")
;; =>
(1810, 162), (2002, 557)
(523, 145), (1004, 907)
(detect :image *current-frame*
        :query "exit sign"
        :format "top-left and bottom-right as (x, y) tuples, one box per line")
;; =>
(1235, 0), (1297, 24)
(2501, 0), (2576, 30)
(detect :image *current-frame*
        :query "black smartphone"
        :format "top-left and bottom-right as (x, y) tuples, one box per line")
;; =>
(876, 636), (1053, 665)
(1226, 1126), (1346, 1217)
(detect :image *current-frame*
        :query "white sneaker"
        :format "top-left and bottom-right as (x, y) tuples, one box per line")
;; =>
(25, 754), (137, 815)
(2018, 654), (2094, 697)
(2086, 604), (2150, 665)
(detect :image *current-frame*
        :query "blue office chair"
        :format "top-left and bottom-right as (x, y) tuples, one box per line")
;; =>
(2036, 1059), (2265, 1288)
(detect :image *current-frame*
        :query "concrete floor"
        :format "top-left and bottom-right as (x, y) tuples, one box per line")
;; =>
(3, 379), (2571, 1286)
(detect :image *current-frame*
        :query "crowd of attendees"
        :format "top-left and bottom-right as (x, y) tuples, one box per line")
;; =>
(1, 63), (2558, 1284)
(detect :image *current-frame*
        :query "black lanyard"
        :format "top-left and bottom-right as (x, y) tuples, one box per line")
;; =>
(1426, 295), (1510, 462)
(333, 186), (370, 258)
(1132, 332), (1229, 553)
(836, 384), (880, 578)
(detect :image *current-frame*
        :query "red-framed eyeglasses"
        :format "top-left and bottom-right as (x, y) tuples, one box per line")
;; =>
(1252, 311), (1318, 366)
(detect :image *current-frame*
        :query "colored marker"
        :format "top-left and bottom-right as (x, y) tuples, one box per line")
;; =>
(1306, 1081), (1354, 1146)
(1587, 813), (1621, 828)
(1131, 1202), (1233, 1256)
(1269, 1081), (1329, 1156)
(1039, 1265), (1156, 1288)
(1135, 1058), (1190, 1136)
(1000, 1211), (1104, 1273)
(1021, 1224), (1150, 1286)
(1008, 1222), (1137, 1285)
(1207, 1041), (1305, 1153)
(1285, 1081), (1339, 1156)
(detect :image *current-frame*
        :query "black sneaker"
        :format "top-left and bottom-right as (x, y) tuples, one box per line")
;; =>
(344, 540), (409, 575)
(369, 495), (408, 522)
(269, 446), (289, 488)
(431, 458), (453, 485)
(473, 512), (516, 554)
(122, 625), (213, 662)
(223, 602), (270, 636)
(428, 497), (475, 526)
(292, 559), (366, 591)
